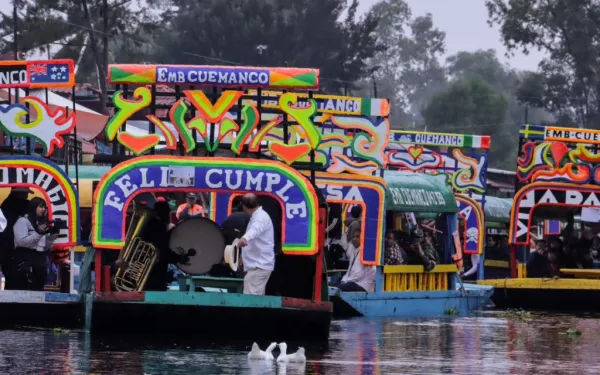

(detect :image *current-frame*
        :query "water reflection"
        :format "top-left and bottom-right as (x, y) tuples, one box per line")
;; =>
(1, 313), (600, 374)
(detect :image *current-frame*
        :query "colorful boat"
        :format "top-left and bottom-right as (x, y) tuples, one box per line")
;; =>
(326, 170), (493, 317)
(477, 125), (600, 310)
(0, 58), (83, 328)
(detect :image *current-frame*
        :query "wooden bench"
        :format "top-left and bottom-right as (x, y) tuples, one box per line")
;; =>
(177, 275), (244, 293)
(559, 268), (600, 279)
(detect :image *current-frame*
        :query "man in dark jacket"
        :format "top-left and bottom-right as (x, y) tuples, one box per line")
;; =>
(221, 196), (251, 245)
(0, 187), (31, 289)
(527, 239), (554, 278)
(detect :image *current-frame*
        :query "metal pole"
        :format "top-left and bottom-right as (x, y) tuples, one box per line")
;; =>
(13, 0), (18, 60)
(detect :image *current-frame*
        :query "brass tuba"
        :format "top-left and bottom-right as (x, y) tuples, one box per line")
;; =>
(112, 196), (159, 292)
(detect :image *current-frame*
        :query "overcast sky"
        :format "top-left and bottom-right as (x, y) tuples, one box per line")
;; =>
(358, 0), (545, 71)
(1, 0), (545, 71)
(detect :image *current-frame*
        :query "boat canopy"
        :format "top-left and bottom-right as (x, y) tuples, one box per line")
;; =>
(484, 196), (513, 223)
(383, 171), (458, 213)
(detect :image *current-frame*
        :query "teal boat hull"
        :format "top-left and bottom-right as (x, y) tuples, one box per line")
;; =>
(328, 284), (494, 318)
(89, 292), (332, 341)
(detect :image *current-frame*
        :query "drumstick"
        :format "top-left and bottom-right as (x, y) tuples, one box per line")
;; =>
(421, 222), (442, 234)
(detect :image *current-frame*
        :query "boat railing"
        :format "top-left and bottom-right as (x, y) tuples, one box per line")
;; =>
(382, 265), (457, 292)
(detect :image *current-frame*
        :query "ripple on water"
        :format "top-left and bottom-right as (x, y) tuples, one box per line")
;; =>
(0, 313), (599, 374)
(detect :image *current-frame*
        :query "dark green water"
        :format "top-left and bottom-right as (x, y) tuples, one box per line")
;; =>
(1, 312), (599, 374)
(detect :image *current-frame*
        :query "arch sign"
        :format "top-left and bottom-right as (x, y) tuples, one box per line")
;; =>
(455, 194), (484, 255)
(510, 182), (600, 245)
(0, 156), (79, 247)
(92, 156), (319, 254)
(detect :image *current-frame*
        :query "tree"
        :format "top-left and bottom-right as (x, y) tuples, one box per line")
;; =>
(152, 0), (384, 93)
(486, 0), (600, 127)
(0, 0), (159, 113)
(354, 0), (447, 128)
(421, 76), (514, 168)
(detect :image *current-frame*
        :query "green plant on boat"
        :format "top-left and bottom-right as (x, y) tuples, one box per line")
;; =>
(52, 328), (70, 334)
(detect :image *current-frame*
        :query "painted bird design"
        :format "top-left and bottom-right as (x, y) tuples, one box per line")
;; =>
(0, 96), (77, 156)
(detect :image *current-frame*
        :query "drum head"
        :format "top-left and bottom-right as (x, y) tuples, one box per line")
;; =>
(169, 217), (226, 275)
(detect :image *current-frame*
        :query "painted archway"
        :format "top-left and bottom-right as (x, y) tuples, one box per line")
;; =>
(455, 194), (484, 255)
(92, 156), (319, 254)
(0, 156), (80, 247)
(509, 182), (600, 245)
(210, 172), (386, 265)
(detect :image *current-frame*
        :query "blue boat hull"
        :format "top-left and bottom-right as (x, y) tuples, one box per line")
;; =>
(328, 284), (494, 318)
(0, 291), (82, 329)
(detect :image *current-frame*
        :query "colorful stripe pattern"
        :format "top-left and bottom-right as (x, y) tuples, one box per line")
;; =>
(92, 156), (318, 254)
(0, 157), (79, 247)
(390, 130), (491, 150)
(0, 59), (75, 89)
(246, 90), (390, 116)
(108, 64), (319, 90)
(308, 172), (387, 265)
(455, 194), (485, 255)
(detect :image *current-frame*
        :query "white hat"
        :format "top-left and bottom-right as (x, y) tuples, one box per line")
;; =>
(224, 238), (241, 272)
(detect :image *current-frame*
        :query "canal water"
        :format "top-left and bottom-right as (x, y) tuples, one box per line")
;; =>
(1, 312), (599, 374)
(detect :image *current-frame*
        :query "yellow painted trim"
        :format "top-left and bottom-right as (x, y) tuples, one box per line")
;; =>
(383, 264), (457, 274)
(75, 246), (87, 253)
(477, 278), (600, 290)
(484, 260), (509, 268)
(559, 269), (600, 279)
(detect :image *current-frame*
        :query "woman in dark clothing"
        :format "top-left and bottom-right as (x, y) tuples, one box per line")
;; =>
(13, 198), (57, 290)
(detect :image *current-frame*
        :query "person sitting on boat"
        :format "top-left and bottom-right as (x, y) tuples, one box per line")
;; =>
(576, 229), (595, 269)
(238, 193), (275, 295)
(342, 205), (362, 250)
(337, 231), (375, 292)
(526, 239), (554, 278)
(405, 228), (439, 272)
(176, 193), (205, 220)
(0, 187), (31, 290)
(13, 197), (58, 291)
(384, 231), (405, 265)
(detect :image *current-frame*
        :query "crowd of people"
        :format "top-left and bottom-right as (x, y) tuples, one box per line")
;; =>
(527, 229), (600, 278)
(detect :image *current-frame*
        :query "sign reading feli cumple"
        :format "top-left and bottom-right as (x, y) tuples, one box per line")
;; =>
(92, 156), (318, 254)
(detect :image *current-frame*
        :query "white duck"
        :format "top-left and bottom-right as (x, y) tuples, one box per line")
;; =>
(248, 342), (277, 360)
(277, 343), (306, 363)
(288, 347), (306, 363)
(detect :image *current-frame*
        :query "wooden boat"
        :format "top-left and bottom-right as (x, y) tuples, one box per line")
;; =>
(477, 124), (600, 310)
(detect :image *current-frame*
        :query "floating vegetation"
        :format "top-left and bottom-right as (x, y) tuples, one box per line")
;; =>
(566, 328), (582, 337)
(52, 328), (70, 334)
(493, 309), (533, 322)
(444, 307), (459, 316)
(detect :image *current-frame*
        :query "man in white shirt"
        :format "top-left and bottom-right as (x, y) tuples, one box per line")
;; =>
(337, 231), (375, 292)
(238, 193), (275, 295)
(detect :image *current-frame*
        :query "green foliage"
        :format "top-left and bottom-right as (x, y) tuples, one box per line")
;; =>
(487, 0), (600, 127)
(151, 0), (384, 93)
(357, 0), (447, 127)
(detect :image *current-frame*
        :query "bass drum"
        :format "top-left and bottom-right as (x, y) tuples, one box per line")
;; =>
(169, 217), (226, 275)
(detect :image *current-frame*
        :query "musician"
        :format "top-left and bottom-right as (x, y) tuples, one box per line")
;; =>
(0, 187), (31, 289)
(13, 197), (58, 291)
(238, 193), (275, 295)
(117, 200), (188, 291)
(221, 196), (251, 245)
(176, 193), (205, 220)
